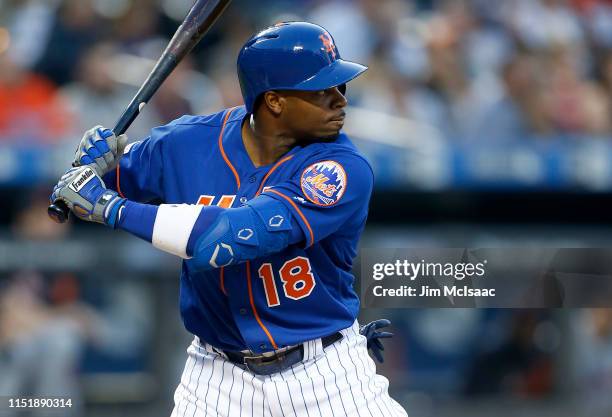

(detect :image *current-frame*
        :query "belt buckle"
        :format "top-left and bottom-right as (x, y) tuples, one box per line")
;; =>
(243, 346), (303, 375)
(242, 344), (295, 363)
(243, 349), (283, 366)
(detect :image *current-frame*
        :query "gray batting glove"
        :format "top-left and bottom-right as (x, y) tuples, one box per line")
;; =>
(73, 125), (128, 176)
(50, 166), (126, 227)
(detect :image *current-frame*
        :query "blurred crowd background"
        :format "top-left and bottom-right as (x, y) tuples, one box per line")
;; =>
(1, 0), (612, 416)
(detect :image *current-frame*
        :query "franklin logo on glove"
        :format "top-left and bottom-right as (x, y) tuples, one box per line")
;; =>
(69, 168), (95, 193)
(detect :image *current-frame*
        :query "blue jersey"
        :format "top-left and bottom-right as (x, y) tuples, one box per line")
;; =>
(105, 106), (373, 353)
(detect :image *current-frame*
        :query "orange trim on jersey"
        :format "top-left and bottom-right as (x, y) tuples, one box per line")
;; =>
(217, 107), (240, 297)
(255, 155), (294, 196)
(217, 195), (236, 208)
(116, 164), (126, 198)
(246, 261), (279, 350)
(265, 188), (315, 248)
(219, 267), (227, 296)
(197, 195), (214, 206)
(218, 108), (241, 189)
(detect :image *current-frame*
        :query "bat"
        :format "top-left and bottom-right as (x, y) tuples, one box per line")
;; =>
(48, 0), (232, 223)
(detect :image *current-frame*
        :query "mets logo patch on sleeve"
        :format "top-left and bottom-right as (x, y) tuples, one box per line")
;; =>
(300, 160), (347, 206)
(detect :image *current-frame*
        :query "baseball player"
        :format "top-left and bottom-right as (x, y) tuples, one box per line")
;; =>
(51, 22), (407, 417)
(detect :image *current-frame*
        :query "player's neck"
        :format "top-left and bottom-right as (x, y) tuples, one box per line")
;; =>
(242, 114), (296, 167)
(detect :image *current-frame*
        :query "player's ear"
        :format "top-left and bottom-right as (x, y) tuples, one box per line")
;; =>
(263, 91), (284, 116)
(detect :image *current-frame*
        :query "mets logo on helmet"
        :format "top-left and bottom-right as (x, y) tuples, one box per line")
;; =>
(300, 160), (347, 206)
(319, 32), (337, 62)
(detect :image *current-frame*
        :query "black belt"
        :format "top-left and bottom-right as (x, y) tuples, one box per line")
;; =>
(220, 332), (343, 376)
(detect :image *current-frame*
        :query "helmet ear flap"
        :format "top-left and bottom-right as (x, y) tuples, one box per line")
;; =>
(338, 84), (346, 95)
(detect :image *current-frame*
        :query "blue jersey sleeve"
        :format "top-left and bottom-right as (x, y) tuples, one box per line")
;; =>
(104, 125), (169, 203)
(262, 152), (373, 247)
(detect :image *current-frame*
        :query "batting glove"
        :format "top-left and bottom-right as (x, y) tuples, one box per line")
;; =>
(360, 319), (394, 363)
(50, 166), (126, 228)
(74, 125), (127, 176)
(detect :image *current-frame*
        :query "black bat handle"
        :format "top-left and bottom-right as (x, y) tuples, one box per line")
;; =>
(113, 55), (178, 137)
(47, 200), (70, 224)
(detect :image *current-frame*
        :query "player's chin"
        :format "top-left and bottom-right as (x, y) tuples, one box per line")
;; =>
(320, 121), (344, 137)
(304, 123), (343, 142)
(314, 130), (341, 141)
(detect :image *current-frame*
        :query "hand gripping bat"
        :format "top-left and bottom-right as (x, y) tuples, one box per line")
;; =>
(48, 0), (232, 223)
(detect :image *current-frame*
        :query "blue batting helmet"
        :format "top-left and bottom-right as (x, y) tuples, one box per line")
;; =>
(237, 22), (368, 113)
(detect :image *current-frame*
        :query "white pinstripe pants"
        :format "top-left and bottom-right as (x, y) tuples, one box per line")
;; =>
(170, 321), (408, 417)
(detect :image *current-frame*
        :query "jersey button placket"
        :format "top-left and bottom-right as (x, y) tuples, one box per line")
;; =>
(239, 308), (247, 315)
